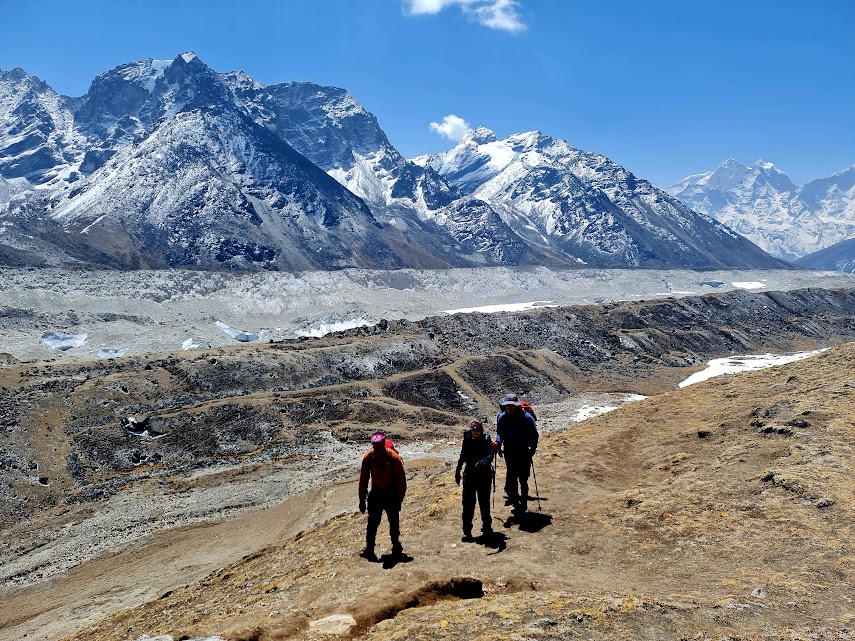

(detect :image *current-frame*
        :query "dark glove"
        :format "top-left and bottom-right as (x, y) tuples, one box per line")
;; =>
(497, 445), (503, 458)
(359, 499), (366, 513)
(455, 468), (462, 485)
(529, 447), (536, 457)
(475, 458), (488, 468)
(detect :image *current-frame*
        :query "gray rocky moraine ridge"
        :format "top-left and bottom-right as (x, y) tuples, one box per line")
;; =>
(3, 266), (855, 364)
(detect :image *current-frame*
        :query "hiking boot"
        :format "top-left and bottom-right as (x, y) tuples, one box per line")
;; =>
(391, 543), (404, 557)
(461, 531), (475, 542)
(359, 547), (377, 562)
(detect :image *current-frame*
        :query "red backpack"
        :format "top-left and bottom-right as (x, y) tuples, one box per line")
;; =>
(520, 401), (537, 421)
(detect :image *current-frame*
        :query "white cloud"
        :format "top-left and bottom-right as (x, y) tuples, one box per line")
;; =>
(429, 114), (472, 141)
(403, 0), (527, 34)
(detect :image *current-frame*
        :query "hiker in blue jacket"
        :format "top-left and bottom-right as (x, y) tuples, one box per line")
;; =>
(495, 393), (539, 515)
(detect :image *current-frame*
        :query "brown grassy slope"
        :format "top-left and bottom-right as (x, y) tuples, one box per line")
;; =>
(62, 343), (855, 641)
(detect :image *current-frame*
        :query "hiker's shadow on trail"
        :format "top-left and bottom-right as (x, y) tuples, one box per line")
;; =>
(380, 552), (414, 569)
(480, 531), (508, 555)
(502, 511), (553, 533)
(525, 493), (548, 503)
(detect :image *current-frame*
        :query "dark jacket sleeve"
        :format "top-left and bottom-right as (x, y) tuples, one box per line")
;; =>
(480, 432), (495, 466)
(495, 412), (506, 444)
(527, 415), (539, 451)
(456, 432), (467, 472)
(358, 452), (371, 502)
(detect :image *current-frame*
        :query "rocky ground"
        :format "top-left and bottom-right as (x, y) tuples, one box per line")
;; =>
(1, 267), (855, 640)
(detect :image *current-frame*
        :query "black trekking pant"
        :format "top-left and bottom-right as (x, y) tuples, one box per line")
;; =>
(461, 468), (492, 534)
(503, 451), (531, 512)
(366, 488), (401, 551)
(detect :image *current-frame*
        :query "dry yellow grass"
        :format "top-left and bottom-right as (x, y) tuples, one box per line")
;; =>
(44, 343), (855, 641)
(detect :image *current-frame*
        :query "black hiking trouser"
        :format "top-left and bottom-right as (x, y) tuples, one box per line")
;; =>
(503, 451), (531, 512)
(366, 488), (401, 552)
(461, 468), (492, 535)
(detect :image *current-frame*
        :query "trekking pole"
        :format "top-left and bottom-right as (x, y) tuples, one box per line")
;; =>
(530, 459), (542, 511)
(491, 461), (496, 509)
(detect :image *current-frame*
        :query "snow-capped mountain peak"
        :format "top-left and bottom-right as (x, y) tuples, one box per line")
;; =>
(422, 128), (787, 269)
(221, 70), (265, 92)
(113, 58), (174, 94)
(461, 125), (497, 145)
(669, 159), (854, 261)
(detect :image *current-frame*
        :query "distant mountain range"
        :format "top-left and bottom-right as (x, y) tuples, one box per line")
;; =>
(413, 127), (784, 269)
(0, 53), (789, 271)
(668, 159), (855, 262)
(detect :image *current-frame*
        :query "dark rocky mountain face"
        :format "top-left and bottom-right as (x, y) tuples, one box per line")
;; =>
(223, 77), (539, 266)
(796, 237), (855, 273)
(35, 106), (415, 271)
(419, 129), (792, 269)
(75, 53), (243, 175)
(0, 54), (790, 271)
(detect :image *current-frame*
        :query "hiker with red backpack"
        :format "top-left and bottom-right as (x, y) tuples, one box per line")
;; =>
(495, 393), (539, 516)
(455, 418), (494, 541)
(358, 432), (407, 561)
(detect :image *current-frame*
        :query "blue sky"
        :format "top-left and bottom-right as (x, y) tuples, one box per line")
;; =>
(1, 0), (852, 186)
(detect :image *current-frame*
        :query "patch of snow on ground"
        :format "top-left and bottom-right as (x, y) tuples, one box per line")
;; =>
(214, 321), (262, 342)
(97, 348), (128, 359)
(40, 331), (87, 350)
(570, 394), (647, 422)
(732, 281), (766, 289)
(182, 338), (207, 350)
(678, 349), (828, 388)
(443, 301), (558, 315)
(293, 318), (372, 337)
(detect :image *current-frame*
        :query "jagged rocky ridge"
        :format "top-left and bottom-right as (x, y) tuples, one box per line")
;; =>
(1, 53), (787, 270)
(668, 158), (855, 261)
(415, 127), (789, 269)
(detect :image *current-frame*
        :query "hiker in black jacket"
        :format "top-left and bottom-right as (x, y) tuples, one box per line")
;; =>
(455, 418), (494, 541)
(496, 393), (539, 515)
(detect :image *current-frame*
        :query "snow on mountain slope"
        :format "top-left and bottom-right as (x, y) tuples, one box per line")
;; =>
(669, 159), (855, 261)
(38, 106), (408, 270)
(0, 54), (482, 270)
(419, 128), (789, 269)
(222, 77), (540, 265)
(73, 52), (250, 175)
(0, 68), (85, 186)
